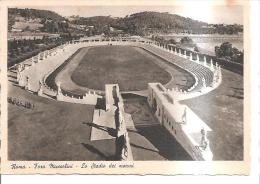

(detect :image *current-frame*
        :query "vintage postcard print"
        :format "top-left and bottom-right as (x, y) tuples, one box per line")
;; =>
(0, 0), (250, 174)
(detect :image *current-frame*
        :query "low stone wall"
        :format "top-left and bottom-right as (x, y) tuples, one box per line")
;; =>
(56, 89), (101, 105)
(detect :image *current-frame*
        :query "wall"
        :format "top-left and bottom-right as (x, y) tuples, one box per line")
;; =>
(147, 83), (213, 161)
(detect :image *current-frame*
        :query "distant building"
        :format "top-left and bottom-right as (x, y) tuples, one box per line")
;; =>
(202, 25), (215, 29)
(11, 28), (23, 32)
(8, 32), (60, 40)
(109, 27), (123, 34)
(67, 15), (80, 21)
(14, 16), (25, 22)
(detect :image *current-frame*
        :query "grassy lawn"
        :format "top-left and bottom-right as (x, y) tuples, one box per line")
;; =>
(182, 69), (243, 160)
(8, 84), (116, 161)
(71, 45), (172, 91)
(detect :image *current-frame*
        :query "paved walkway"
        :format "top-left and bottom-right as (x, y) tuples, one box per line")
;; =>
(91, 108), (116, 141)
(91, 108), (135, 141)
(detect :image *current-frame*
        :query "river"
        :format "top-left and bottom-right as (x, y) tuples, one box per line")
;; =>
(159, 34), (244, 55)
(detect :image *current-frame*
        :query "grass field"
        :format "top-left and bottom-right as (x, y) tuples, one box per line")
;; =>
(8, 84), (191, 161)
(71, 45), (172, 91)
(182, 69), (243, 160)
(8, 84), (116, 161)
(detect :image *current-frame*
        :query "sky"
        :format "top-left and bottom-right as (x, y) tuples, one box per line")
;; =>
(29, 5), (243, 25)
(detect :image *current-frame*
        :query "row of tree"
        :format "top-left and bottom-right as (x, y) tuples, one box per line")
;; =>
(8, 34), (82, 67)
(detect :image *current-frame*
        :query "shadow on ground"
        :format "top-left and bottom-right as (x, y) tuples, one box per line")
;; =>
(124, 96), (192, 160)
(81, 143), (116, 160)
(83, 122), (117, 137)
(128, 126), (192, 160)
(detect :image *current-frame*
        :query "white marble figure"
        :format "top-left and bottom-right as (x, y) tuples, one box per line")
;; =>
(25, 76), (30, 91)
(184, 50), (187, 58)
(202, 77), (206, 88)
(17, 64), (22, 72)
(204, 56), (207, 66)
(38, 81), (43, 96)
(199, 129), (208, 150)
(56, 82), (62, 99)
(196, 54), (200, 62)
(190, 53), (193, 61)
(17, 65), (21, 83)
(210, 59), (214, 70)
(174, 47), (177, 55)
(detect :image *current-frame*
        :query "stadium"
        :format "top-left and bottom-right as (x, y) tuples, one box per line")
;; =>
(8, 36), (243, 161)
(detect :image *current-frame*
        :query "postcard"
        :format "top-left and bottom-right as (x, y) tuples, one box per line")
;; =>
(0, 0), (250, 175)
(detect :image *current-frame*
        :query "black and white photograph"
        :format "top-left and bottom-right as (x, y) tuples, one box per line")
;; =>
(0, 0), (251, 175)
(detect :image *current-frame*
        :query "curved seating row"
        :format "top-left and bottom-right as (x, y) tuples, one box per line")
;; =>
(141, 44), (214, 92)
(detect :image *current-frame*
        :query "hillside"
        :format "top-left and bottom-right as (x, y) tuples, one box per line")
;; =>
(9, 8), (65, 22)
(116, 11), (207, 35)
(8, 9), (243, 36)
(8, 8), (69, 33)
(70, 16), (117, 35)
(68, 11), (242, 36)
(69, 11), (208, 35)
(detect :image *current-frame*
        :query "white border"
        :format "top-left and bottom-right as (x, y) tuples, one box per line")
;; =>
(1, 0), (258, 179)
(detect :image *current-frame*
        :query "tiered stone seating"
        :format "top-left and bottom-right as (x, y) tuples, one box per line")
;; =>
(140, 44), (214, 92)
(13, 40), (215, 102)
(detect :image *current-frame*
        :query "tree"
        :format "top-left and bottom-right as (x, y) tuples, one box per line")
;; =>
(168, 39), (176, 44)
(215, 42), (243, 63)
(180, 37), (193, 44)
(194, 46), (199, 52)
(219, 42), (232, 57)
